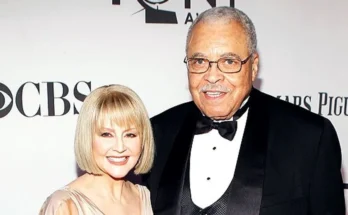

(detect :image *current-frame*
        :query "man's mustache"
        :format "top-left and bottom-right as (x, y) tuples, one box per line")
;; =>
(199, 83), (231, 93)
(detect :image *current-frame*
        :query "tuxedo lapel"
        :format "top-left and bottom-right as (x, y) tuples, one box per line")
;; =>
(154, 103), (201, 215)
(226, 88), (269, 215)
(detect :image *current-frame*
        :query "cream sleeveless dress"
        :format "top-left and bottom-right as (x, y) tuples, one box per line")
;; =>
(39, 184), (153, 215)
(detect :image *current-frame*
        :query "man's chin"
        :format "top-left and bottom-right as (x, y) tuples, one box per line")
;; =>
(202, 110), (232, 120)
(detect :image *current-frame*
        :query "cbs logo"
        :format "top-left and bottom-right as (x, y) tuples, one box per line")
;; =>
(0, 81), (91, 118)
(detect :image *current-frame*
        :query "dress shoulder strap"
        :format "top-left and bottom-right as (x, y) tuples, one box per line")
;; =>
(136, 185), (153, 215)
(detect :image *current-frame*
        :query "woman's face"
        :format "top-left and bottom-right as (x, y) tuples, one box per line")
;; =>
(92, 121), (142, 179)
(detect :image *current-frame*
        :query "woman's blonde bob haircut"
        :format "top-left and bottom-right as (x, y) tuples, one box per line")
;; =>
(74, 84), (154, 175)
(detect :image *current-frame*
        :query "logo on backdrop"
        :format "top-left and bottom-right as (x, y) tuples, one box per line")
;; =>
(277, 93), (348, 117)
(0, 81), (91, 118)
(112, 0), (235, 24)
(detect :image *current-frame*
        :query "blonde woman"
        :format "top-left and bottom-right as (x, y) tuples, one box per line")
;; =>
(39, 84), (154, 215)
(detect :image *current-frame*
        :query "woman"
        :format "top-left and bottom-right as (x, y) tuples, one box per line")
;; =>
(39, 84), (154, 215)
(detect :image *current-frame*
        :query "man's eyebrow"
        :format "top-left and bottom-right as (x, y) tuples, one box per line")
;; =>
(220, 52), (241, 59)
(189, 52), (242, 59)
(189, 53), (207, 58)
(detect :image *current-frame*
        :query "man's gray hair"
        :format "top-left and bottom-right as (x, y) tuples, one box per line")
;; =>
(186, 7), (257, 55)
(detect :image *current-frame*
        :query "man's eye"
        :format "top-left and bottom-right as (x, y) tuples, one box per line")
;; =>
(193, 58), (206, 64)
(223, 58), (237, 64)
(125, 133), (137, 138)
(101, 132), (112, 137)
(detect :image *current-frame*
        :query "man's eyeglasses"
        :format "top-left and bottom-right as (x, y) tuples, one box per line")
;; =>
(183, 54), (252, 74)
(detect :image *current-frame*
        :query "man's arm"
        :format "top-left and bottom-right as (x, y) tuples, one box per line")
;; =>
(309, 118), (345, 214)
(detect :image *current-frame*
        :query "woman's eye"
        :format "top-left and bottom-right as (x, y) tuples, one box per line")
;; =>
(125, 133), (137, 138)
(101, 132), (112, 137)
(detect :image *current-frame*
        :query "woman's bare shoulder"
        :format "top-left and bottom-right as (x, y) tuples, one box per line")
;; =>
(39, 189), (79, 215)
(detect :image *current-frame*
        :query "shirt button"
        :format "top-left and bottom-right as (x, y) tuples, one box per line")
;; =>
(207, 177), (211, 180)
(212, 147), (216, 150)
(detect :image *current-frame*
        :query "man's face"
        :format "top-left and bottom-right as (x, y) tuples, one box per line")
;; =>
(187, 20), (259, 120)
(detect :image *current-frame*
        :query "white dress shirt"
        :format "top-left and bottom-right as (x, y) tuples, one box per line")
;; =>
(190, 107), (249, 208)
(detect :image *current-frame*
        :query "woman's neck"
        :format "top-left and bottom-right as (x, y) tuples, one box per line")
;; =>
(77, 173), (131, 203)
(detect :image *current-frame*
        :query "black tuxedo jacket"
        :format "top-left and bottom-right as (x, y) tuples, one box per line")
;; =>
(143, 89), (345, 215)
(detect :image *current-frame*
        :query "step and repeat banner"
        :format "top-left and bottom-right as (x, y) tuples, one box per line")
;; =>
(1, 0), (347, 214)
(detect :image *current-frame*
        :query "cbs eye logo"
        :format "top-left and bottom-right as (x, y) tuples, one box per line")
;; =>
(0, 83), (14, 118)
(112, 0), (235, 24)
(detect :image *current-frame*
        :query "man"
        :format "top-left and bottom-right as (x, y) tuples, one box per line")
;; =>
(143, 6), (345, 215)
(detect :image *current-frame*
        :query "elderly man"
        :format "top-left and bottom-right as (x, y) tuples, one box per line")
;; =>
(144, 6), (345, 215)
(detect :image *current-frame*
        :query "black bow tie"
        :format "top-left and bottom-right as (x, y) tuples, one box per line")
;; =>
(194, 100), (250, 141)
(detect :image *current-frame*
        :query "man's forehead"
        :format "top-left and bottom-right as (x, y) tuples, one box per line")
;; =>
(187, 21), (248, 53)
(189, 21), (246, 42)
(193, 19), (243, 32)
(188, 34), (247, 55)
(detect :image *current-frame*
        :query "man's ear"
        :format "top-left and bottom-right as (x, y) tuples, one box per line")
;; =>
(251, 53), (259, 81)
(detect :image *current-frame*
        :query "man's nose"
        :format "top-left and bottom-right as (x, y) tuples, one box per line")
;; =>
(204, 62), (223, 83)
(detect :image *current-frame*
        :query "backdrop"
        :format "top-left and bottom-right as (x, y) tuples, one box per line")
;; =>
(0, 0), (347, 214)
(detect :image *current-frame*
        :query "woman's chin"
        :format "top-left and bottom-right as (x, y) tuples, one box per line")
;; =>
(106, 167), (134, 179)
